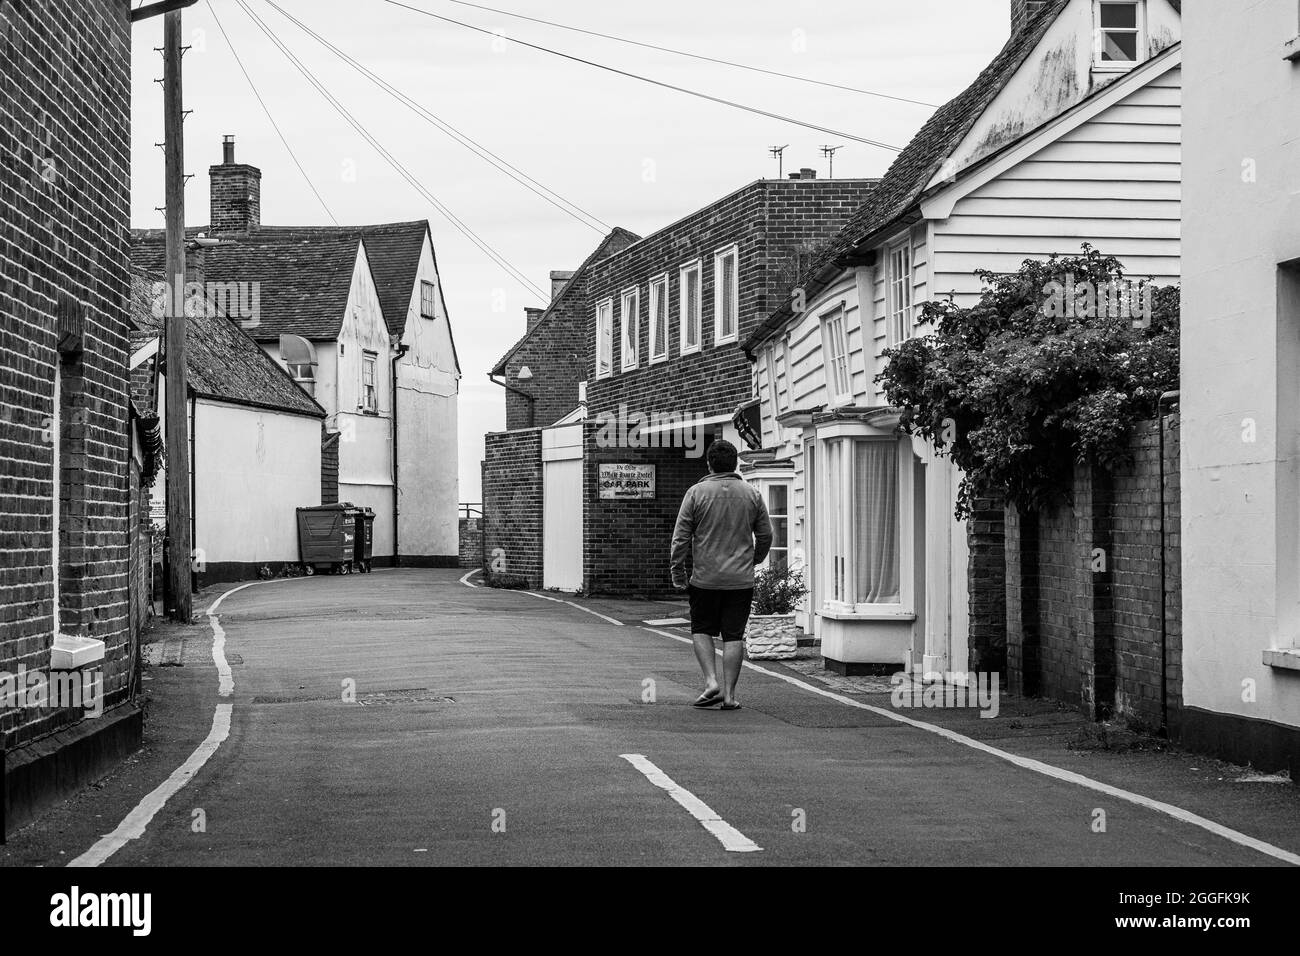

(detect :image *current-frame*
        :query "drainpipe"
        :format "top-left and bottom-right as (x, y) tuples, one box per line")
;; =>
(1157, 389), (1180, 736)
(391, 344), (410, 567)
(488, 372), (535, 428)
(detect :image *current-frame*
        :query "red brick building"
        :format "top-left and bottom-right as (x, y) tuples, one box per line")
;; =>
(1, 0), (142, 834)
(483, 174), (877, 595)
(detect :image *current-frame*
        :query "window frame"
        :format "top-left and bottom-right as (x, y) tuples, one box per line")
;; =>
(761, 480), (793, 574)
(420, 279), (437, 319)
(595, 297), (614, 379)
(679, 259), (703, 356)
(360, 350), (379, 414)
(820, 303), (853, 405)
(888, 240), (914, 347)
(648, 273), (670, 364)
(620, 285), (640, 372)
(1092, 0), (1145, 71)
(713, 243), (740, 346)
(814, 429), (914, 617)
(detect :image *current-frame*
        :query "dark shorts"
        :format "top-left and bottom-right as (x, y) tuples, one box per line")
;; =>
(688, 586), (754, 642)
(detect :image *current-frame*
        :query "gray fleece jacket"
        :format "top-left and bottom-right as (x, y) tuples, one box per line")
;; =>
(669, 473), (773, 590)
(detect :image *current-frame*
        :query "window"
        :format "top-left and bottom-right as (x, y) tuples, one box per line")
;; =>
(766, 483), (791, 574)
(1094, 1), (1142, 67)
(781, 336), (794, 412)
(680, 261), (702, 355)
(620, 287), (640, 371)
(596, 298), (614, 378)
(821, 305), (852, 403)
(288, 362), (316, 397)
(420, 280), (437, 319)
(888, 241), (913, 345)
(648, 274), (669, 363)
(713, 245), (739, 344)
(822, 438), (901, 608)
(361, 351), (378, 413)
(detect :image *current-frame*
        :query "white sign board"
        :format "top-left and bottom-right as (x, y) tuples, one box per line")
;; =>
(598, 463), (656, 500)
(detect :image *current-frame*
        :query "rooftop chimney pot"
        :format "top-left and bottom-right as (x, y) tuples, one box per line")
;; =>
(210, 136), (261, 233)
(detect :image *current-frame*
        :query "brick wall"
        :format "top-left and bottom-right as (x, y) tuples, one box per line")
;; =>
(967, 494), (1007, 674)
(993, 414), (1182, 729)
(458, 515), (482, 569)
(585, 179), (877, 422)
(0, 0), (134, 749)
(500, 229), (639, 431)
(482, 429), (543, 588)
(582, 420), (708, 596)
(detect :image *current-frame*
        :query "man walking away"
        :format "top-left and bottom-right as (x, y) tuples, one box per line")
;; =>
(670, 439), (772, 711)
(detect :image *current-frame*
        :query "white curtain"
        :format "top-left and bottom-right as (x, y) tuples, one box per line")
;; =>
(854, 441), (900, 604)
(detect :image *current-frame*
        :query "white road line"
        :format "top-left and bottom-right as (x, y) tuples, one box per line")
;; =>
(68, 704), (233, 867)
(69, 579), (276, 867)
(644, 617), (691, 626)
(515, 589), (625, 626)
(619, 753), (761, 853)
(458, 568), (481, 588)
(638, 627), (1300, 867)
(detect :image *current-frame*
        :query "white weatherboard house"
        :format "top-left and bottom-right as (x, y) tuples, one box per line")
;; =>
(134, 139), (462, 567)
(1181, 0), (1300, 777)
(743, 0), (1182, 675)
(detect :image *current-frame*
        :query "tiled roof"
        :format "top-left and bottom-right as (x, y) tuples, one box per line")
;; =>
(128, 266), (326, 418)
(744, 0), (1068, 351)
(130, 220), (432, 341)
(490, 226), (641, 375)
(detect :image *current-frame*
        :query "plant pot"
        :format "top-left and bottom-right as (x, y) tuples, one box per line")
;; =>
(744, 613), (799, 661)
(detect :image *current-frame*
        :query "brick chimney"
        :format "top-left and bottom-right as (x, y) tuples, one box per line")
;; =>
(209, 135), (261, 234)
(1011, 0), (1051, 34)
(524, 307), (545, 333)
(549, 270), (575, 302)
(787, 168), (818, 180)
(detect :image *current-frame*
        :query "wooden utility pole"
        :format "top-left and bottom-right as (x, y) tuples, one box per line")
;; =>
(163, 8), (192, 623)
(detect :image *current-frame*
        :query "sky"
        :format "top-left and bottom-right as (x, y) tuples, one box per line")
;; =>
(129, 0), (1014, 502)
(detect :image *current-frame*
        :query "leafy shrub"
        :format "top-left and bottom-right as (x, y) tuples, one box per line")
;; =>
(876, 245), (1179, 518)
(752, 564), (809, 615)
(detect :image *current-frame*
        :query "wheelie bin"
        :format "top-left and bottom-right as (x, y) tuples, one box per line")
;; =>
(296, 503), (358, 575)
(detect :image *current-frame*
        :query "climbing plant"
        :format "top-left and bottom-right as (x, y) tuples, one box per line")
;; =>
(877, 245), (1180, 519)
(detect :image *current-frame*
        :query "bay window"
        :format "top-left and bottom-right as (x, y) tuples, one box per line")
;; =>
(816, 429), (912, 615)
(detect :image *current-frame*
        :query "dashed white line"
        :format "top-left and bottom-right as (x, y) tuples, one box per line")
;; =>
(638, 627), (1300, 867)
(620, 753), (761, 853)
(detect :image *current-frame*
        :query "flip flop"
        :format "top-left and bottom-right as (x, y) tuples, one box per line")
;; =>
(720, 702), (742, 711)
(692, 689), (723, 708)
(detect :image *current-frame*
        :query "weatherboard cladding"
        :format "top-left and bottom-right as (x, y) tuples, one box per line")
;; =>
(130, 220), (429, 341)
(744, 0), (1068, 351)
(128, 268), (324, 419)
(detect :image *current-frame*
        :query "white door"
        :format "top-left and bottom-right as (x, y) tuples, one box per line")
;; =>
(543, 424), (584, 591)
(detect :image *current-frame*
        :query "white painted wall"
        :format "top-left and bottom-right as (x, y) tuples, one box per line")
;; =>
(193, 399), (321, 566)
(1181, 0), (1300, 731)
(394, 231), (460, 560)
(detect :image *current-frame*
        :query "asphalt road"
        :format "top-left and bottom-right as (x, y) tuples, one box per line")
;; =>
(9, 567), (1273, 867)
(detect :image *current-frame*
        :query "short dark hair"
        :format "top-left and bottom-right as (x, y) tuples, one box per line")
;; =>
(707, 439), (739, 474)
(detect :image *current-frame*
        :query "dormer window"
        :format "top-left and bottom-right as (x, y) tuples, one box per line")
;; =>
(1094, 1), (1143, 70)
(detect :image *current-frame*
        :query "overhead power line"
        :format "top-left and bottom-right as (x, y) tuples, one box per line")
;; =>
(261, 0), (610, 235)
(380, 0), (904, 153)
(235, 0), (548, 300)
(443, 0), (939, 109)
(207, 0), (338, 225)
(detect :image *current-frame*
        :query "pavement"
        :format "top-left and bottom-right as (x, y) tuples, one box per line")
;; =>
(3, 567), (1299, 867)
